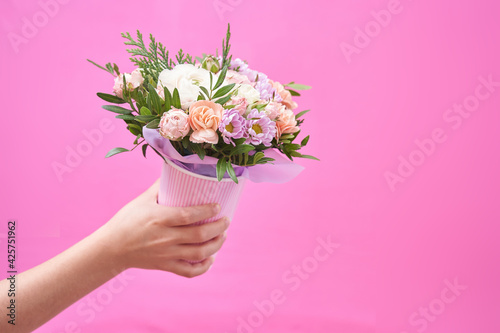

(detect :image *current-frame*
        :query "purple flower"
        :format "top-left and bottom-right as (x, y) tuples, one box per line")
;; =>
(245, 109), (277, 147)
(219, 108), (247, 145)
(230, 58), (278, 101)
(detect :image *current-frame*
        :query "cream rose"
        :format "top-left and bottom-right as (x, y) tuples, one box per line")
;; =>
(188, 100), (223, 144)
(269, 80), (298, 110)
(159, 109), (190, 141)
(235, 84), (260, 106)
(157, 64), (213, 109)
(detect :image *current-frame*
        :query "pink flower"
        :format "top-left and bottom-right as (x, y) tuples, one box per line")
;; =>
(269, 80), (298, 110)
(229, 96), (249, 115)
(226, 70), (252, 85)
(113, 69), (144, 99)
(263, 101), (285, 120)
(188, 100), (223, 144)
(159, 109), (190, 141)
(275, 108), (300, 139)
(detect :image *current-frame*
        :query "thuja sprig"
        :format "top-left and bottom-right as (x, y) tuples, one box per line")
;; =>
(221, 23), (232, 69)
(121, 30), (171, 79)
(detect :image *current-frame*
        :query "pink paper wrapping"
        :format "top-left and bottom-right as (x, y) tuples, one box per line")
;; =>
(158, 158), (246, 225)
(143, 127), (305, 183)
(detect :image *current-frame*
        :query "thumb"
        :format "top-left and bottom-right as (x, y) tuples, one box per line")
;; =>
(143, 178), (161, 202)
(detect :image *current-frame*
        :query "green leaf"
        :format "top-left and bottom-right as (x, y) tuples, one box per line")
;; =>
(105, 147), (129, 158)
(226, 161), (238, 184)
(255, 157), (275, 164)
(190, 142), (206, 160)
(87, 59), (111, 73)
(285, 83), (312, 90)
(135, 115), (157, 123)
(127, 124), (142, 136)
(182, 136), (190, 149)
(97, 93), (126, 104)
(133, 133), (142, 145)
(146, 119), (160, 129)
(301, 135), (310, 147)
(290, 151), (302, 157)
(102, 105), (132, 114)
(252, 152), (265, 164)
(230, 144), (255, 156)
(200, 86), (211, 99)
(214, 94), (232, 105)
(140, 106), (152, 115)
(172, 88), (182, 109)
(142, 144), (148, 158)
(300, 154), (320, 161)
(216, 158), (227, 181)
(164, 87), (172, 111)
(148, 84), (161, 114)
(295, 109), (310, 119)
(115, 114), (135, 121)
(213, 66), (228, 90)
(288, 89), (301, 96)
(212, 83), (235, 99)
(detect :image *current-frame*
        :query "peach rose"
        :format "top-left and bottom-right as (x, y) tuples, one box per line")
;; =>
(276, 108), (300, 139)
(188, 100), (223, 144)
(269, 80), (298, 110)
(264, 101), (285, 120)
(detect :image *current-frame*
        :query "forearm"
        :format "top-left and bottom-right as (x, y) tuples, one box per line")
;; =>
(0, 224), (123, 332)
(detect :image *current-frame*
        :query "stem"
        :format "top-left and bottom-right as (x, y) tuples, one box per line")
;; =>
(131, 139), (145, 151)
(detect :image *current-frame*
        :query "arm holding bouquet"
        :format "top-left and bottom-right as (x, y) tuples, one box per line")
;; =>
(0, 180), (228, 332)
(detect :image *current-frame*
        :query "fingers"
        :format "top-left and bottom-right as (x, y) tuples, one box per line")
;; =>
(155, 204), (221, 227)
(166, 257), (215, 278)
(175, 233), (227, 262)
(174, 217), (230, 244)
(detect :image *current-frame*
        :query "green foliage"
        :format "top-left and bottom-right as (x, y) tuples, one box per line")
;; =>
(90, 24), (317, 183)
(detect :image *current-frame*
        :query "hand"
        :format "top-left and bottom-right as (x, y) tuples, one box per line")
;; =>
(100, 179), (229, 278)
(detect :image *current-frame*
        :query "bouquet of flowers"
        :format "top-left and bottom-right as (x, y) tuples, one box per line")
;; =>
(88, 25), (317, 185)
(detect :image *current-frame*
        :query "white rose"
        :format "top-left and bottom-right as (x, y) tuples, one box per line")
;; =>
(236, 84), (261, 106)
(157, 64), (213, 109)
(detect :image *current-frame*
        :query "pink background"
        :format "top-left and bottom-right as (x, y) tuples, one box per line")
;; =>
(1, 0), (499, 332)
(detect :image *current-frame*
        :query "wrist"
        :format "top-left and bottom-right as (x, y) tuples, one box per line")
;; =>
(91, 223), (130, 274)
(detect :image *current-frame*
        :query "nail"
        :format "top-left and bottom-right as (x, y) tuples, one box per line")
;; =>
(213, 203), (221, 214)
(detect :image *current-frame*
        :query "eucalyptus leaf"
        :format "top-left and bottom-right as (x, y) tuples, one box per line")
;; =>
(140, 106), (152, 115)
(295, 109), (310, 119)
(164, 87), (172, 111)
(102, 105), (132, 114)
(285, 83), (312, 90)
(105, 147), (129, 158)
(115, 114), (135, 121)
(172, 88), (181, 109)
(213, 66), (227, 90)
(214, 94), (232, 105)
(146, 119), (160, 129)
(300, 155), (320, 161)
(226, 161), (238, 183)
(212, 83), (235, 99)
(142, 144), (148, 158)
(97, 93), (126, 104)
(301, 135), (310, 146)
(216, 158), (227, 181)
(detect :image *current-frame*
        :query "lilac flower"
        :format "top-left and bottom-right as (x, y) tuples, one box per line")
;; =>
(230, 58), (278, 101)
(245, 109), (277, 147)
(219, 108), (247, 145)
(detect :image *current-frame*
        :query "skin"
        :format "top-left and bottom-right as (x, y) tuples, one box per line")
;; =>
(0, 180), (229, 332)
